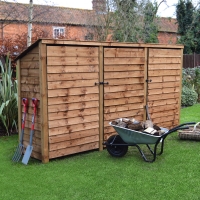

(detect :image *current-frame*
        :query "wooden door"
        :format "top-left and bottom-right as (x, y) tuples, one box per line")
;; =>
(103, 47), (146, 140)
(46, 45), (100, 159)
(147, 48), (182, 128)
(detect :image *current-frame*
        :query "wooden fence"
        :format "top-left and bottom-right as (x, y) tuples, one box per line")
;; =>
(183, 53), (200, 68)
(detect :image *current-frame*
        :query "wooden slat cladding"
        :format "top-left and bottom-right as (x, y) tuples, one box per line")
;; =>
(49, 142), (99, 159)
(19, 46), (42, 160)
(149, 49), (181, 57)
(49, 121), (99, 136)
(104, 57), (145, 65)
(47, 46), (99, 158)
(48, 101), (99, 113)
(47, 46), (99, 57)
(47, 65), (99, 73)
(48, 79), (97, 89)
(47, 57), (99, 66)
(48, 87), (98, 97)
(47, 73), (98, 81)
(148, 48), (182, 128)
(104, 64), (143, 71)
(104, 47), (145, 140)
(104, 48), (144, 57)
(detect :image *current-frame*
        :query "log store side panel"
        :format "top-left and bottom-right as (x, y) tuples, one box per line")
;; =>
(147, 48), (182, 128)
(46, 45), (100, 159)
(18, 46), (42, 160)
(103, 47), (145, 140)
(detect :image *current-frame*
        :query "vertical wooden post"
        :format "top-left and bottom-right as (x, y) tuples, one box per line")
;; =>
(143, 47), (148, 121)
(99, 46), (104, 151)
(39, 41), (49, 163)
(178, 48), (184, 125)
(17, 60), (22, 141)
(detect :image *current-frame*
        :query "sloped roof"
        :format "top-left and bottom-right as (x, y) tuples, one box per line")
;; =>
(157, 17), (178, 33)
(0, 1), (96, 26)
(0, 1), (178, 32)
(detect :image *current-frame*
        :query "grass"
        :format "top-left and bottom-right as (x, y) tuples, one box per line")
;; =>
(0, 104), (200, 200)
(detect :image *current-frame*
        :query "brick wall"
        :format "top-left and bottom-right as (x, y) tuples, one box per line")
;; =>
(1, 22), (178, 47)
(157, 32), (178, 44)
(1, 22), (92, 41)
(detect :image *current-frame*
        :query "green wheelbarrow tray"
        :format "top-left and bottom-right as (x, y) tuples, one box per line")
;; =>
(103, 122), (196, 163)
(111, 123), (168, 144)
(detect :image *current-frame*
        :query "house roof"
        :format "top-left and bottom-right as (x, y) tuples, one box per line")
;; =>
(0, 1), (178, 32)
(157, 17), (178, 33)
(0, 1), (96, 26)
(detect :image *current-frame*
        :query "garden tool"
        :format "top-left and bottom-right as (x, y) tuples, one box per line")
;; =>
(12, 98), (29, 162)
(145, 105), (151, 121)
(22, 98), (38, 165)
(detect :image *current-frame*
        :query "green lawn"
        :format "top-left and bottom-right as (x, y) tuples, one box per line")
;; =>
(0, 104), (200, 200)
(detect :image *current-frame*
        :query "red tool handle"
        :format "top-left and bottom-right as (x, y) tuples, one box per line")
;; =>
(22, 98), (28, 129)
(32, 98), (38, 114)
(31, 98), (38, 130)
(22, 98), (29, 113)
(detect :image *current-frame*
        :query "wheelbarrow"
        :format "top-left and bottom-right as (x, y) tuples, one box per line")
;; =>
(103, 121), (196, 162)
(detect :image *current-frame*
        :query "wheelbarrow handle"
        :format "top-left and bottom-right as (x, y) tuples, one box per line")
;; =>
(167, 122), (196, 134)
(177, 122), (196, 126)
(161, 122), (196, 139)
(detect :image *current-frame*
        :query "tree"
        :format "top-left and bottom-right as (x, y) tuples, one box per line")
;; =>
(143, 1), (159, 43)
(176, 0), (200, 54)
(112, 0), (143, 42)
(191, 9), (200, 53)
(89, 0), (116, 41)
(185, 0), (194, 29)
(27, 0), (33, 47)
(90, 0), (163, 43)
(0, 0), (56, 49)
(114, 0), (165, 43)
(176, 0), (186, 35)
(0, 27), (49, 60)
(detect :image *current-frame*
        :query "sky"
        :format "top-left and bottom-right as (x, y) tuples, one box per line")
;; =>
(4, 0), (198, 18)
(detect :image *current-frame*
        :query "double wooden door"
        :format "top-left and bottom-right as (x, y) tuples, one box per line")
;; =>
(103, 47), (182, 141)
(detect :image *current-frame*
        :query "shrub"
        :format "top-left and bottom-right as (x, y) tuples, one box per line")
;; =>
(0, 56), (18, 136)
(182, 67), (200, 101)
(181, 86), (198, 107)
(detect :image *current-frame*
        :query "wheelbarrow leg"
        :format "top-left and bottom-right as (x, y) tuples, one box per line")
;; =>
(146, 144), (154, 154)
(146, 139), (165, 156)
(156, 139), (165, 156)
(135, 139), (165, 163)
(134, 144), (157, 163)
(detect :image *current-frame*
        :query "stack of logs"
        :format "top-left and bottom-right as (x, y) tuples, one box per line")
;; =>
(111, 118), (166, 136)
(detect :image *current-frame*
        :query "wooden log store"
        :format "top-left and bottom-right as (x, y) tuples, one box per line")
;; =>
(16, 39), (184, 163)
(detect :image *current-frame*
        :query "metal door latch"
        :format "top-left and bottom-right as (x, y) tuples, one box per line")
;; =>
(95, 82), (109, 85)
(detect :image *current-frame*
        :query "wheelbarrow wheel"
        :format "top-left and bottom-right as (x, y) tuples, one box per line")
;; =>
(106, 135), (128, 157)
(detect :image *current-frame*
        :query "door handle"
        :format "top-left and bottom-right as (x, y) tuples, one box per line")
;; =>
(95, 82), (109, 85)
(146, 79), (152, 83)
